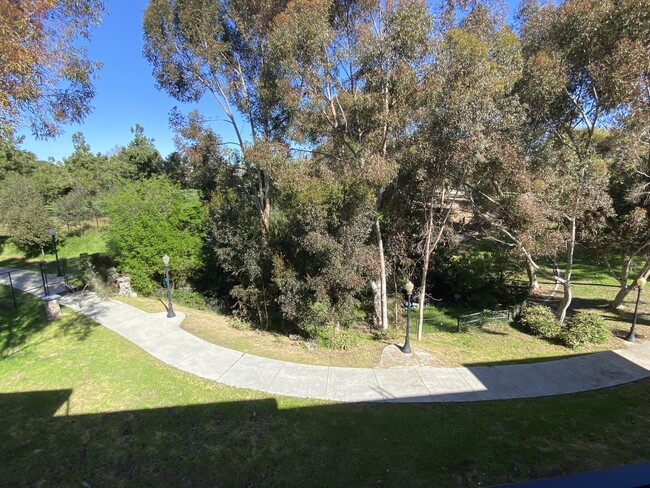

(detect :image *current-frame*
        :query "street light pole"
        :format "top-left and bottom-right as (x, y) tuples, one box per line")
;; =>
(48, 227), (64, 277)
(403, 280), (414, 354)
(625, 277), (646, 343)
(162, 254), (176, 318)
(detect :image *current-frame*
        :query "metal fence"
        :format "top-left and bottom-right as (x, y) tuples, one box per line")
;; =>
(0, 262), (77, 312)
(457, 303), (526, 332)
(0, 270), (18, 310)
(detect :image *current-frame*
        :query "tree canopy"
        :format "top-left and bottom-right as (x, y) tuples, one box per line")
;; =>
(0, 0), (106, 139)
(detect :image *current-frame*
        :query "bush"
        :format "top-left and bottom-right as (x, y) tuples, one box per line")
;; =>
(560, 311), (609, 348)
(318, 327), (359, 350)
(161, 288), (223, 312)
(103, 177), (205, 294)
(520, 305), (561, 338)
(430, 247), (529, 310)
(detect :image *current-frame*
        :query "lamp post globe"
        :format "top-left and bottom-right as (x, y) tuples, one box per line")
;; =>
(48, 227), (64, 277)
(625, 276), (646, 343)
(403, 280), (414, 354)
(162, 255), (176, 318)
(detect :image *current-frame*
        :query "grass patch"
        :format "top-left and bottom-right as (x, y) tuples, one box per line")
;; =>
(117, 292), (637, 368)
(0, 228), (107, 276)
(2, 288), (650, 486)
(118, 296), (389, 368)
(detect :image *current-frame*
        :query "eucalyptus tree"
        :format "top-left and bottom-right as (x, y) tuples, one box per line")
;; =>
(604, 0), (650, 306)
(168, 110), (228, 200)
(143, 0), (290, 235)
(516, 0), (621, 322)
(598, 142), (650, 309)
(0, 0), (105, 139)
(144, 0), (298, 327)
(270, 0), (433, 329)
(413, 3), (527, 336)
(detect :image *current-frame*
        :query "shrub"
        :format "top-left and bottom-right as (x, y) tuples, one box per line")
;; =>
(161, 288), (223, 312)
(80, 260), (112, 299)
(560, 311), (609, 348)
(318, 327), (359, 350)
(520, 305), (561, 338)
(103, 177), (205, 294)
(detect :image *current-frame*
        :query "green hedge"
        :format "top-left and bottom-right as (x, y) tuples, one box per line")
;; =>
(560, 311), (609, 348)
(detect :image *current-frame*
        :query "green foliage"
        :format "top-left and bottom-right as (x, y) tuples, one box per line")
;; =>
(160, 287), (222, 312)
(560, 311), (609, 349)
(317, 327), (360, 351)
(0, 173), (52, 254)
(0, 138), (40, 181)
(0, 1), (105, 139)
(273, 179), (375, 333)
(207, 180), (269, 324)
(103, 176), (205, 294)
(53, 189), (95, 230)
(111, 124), (164, 178)
(78, 252), (115, 286)
(431, 247), (528, 309)
(520, 305), (562, 339)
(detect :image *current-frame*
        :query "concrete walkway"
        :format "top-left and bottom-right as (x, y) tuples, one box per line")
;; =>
(3, 267), (650, 403)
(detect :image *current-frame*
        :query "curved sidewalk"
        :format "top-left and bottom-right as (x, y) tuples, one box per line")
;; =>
(4, 267), (650, 403)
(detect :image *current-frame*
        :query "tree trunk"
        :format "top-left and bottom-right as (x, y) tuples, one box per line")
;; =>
(417, 254), (430, 340)
(556, 217), (576, 323)
(612, 257), (650, 309)
(374, 212), (389, 330)
(393, 271), (399, 327)
(259, 170), (271, 235)
(371, 280), (382, 328)
(417, 207), (435, 340)
(525, 257), (540, 290)
(417, 190), (454, 338)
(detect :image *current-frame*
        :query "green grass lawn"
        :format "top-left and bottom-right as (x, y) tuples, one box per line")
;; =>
(2, 288), (650, 486)
(0, 227), (107, 276)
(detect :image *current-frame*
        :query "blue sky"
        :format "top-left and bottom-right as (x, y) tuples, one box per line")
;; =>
(18, 0), (522, 163)
(18, 0), (217, 162)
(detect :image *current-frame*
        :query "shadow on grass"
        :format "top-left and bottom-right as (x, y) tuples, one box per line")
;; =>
(463, 351), (593, 367)
(4, 375), (650, 487)
(475, 326), (510, 336)
(0, 288), (96, 358)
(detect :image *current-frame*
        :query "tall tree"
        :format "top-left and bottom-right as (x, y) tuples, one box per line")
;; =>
(112, 124), (164, 178)
(517, 0), (620, 322)
(0, 173), (52, 254)
(168, 109), (229, 200)
(271, 0), (433, 329)
(144, 0), (293, 327)
(0, 0), (105, 138)
(414, 3), (525, 336)
(104, 176), (205, 293)
(143, 0), (290, 234)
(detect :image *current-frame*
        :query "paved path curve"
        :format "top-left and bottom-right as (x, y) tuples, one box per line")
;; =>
(3, 267), (650, 403)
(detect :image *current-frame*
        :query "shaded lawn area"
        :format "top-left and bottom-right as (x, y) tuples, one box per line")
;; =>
(2, 290), (650, 486)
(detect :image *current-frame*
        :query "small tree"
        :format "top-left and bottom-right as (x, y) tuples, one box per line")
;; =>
(0, 174), (52, 254)
(103, 176), (205, 294)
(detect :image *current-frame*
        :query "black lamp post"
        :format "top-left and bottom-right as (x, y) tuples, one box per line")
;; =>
(403, 280), (414, 354)
(625, 276), (646, 343)
(48, 227), (64, 276)
(162, 254), (176, 318)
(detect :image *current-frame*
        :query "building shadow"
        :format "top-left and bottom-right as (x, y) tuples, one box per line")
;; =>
(3, 352), (650, 487)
